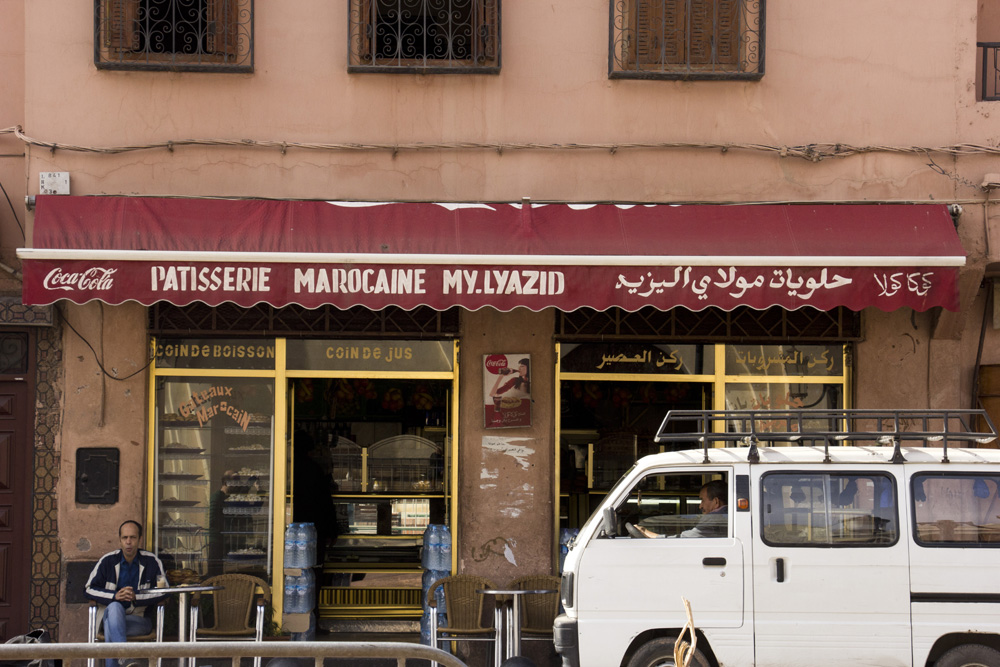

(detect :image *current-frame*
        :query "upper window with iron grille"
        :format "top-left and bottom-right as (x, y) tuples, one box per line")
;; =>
(349, 0), (501, 73)
(95, 0), (253, 72)
(610, 0), (764, 80)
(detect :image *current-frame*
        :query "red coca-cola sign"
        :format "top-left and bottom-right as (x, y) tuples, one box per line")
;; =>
(43, 267), (117, 292)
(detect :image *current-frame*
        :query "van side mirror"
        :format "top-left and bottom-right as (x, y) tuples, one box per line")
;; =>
(602, 507), (618, 538)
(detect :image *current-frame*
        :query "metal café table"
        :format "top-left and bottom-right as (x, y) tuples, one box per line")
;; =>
(155, 584), (224, 667)
(477, 588), (557, 661)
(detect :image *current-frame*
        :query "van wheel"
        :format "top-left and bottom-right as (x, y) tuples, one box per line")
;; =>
(627, 638), (710, 667)
(936, 644), (1000, 667)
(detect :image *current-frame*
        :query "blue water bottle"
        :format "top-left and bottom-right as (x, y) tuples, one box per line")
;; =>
(303, 523), (317, 567)
(298, 570), (314, 613)
(284, 524), (297, 568)
(437, 525), (452, 572)
(420, 611), (432, 646)
(283, 575), (297, 613)
(421, 524), (438, 569)
(294, 525), (307, 569)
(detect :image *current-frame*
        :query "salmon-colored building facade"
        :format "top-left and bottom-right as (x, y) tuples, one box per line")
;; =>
(4, 0), (1000, 659)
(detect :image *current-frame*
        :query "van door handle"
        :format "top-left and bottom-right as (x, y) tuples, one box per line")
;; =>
(776, 558), (785, 583)
(702, 557), (726, 567)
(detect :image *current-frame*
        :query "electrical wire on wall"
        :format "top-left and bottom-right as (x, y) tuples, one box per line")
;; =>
(6, 124), (1000, 168)
(0, 178), (25, 242)
(59, 303), (154, 383)
(59, 302), (155, 428)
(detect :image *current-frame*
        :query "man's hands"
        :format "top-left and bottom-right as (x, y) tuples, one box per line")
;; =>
(114, 586), (135, 603)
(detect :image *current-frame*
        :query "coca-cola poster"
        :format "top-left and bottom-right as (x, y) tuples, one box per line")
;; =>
(484, 354), (531, 429)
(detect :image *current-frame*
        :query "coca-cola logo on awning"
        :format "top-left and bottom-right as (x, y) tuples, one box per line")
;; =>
(43, 267), (117, 291)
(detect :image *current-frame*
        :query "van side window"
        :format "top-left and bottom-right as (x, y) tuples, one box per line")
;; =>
(761, 473), (898, 546)
(912, 473), (1000, 546)
(614, 472), (729, 538)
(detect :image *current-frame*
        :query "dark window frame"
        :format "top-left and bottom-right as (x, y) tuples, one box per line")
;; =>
(348, 0), (501, 74)
(609, 0), (765, 80)
(94, 0), (254, 72)
(556, 306), (859, 341)
(979, 42), (1000, 101)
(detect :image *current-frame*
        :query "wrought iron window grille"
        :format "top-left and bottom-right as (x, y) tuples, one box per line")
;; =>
(94, 0), (253, 72)
(349, 0), (501, 73)
(979, 42), (1000, 101)
(609, 0), (764, 80)
(149, 303), (461, 337)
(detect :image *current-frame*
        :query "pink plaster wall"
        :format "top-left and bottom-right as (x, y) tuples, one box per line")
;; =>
(10, 0), (993, 204)
(0, 0), (25, 282)
(458, 307), (556, 584)
(56, 302), (150, 640)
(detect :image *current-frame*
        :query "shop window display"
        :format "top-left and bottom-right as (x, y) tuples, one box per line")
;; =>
(557, 342), (848, 531)
(154, 376), (276, 583)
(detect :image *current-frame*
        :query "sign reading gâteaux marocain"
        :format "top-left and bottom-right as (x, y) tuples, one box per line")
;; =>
(176, 383), (252, 430)
(23, 260), (959, 312)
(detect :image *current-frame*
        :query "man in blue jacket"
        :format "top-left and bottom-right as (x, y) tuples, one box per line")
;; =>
(84, 520), (170, 667)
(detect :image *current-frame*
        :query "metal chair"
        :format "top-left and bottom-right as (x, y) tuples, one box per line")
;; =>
(510, 574), (561, 641)
(87, 600), (165, 667)
(428, 574), (500, 667)
(189, 573), (270, 667)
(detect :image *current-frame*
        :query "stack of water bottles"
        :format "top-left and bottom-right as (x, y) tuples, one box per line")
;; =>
(283, 522), (317, 640)
(285, 522), (317, 570)
(420, 524), (451, 646)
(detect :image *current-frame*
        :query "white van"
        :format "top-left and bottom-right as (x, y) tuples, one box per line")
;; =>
(553, 409), (1000, 667)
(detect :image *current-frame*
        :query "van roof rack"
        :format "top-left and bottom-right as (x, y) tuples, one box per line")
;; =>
(654, 409), (999, 464)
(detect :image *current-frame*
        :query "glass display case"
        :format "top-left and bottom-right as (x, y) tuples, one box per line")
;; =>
(306, 426), (449, 618)
(154, 376), (276, 582)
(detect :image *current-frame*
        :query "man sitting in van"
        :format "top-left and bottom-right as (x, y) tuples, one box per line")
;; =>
(627, 480), (728, 538)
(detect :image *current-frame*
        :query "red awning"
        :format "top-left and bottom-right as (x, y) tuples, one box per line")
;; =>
(18, 196), (966, 312)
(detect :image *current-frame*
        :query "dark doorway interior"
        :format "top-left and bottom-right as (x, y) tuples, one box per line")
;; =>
(0, 373), (34, 640)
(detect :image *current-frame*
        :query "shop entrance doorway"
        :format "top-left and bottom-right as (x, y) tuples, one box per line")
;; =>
(0, 379), (33, 640)
(289, 377), (452, 621)
(556, 341), (850, 533)
(559, 378), (712, 527)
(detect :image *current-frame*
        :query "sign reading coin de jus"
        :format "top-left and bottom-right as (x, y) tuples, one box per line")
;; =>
(484, 354), (531, 429)
(286, 340), (455, 372)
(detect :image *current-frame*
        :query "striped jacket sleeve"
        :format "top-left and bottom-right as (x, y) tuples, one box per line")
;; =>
(83, 552), (119, 605)
(133, 551), (170, 606)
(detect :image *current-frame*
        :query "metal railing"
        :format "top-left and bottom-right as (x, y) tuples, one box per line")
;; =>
(0, 640), (468, 667)
(655, 408), (999, 463)
(656, 408), (999, 445)
(979, 42), (1000, 101)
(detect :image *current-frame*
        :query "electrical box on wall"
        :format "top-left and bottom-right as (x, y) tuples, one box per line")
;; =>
(39, 172), (70, 195)
(76, 448), (120, 504)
